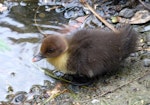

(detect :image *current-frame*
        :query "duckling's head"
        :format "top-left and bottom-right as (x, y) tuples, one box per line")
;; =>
(33, 35), (68, 62)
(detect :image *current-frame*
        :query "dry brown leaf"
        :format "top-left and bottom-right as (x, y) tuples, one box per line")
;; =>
(73, 102), (81, 105)
(129, 10), (150, 24)
(118, 10), (150, 24)
(58, 15), (88, 35)
(43, 83), (67, 104)
(46, 83), (62, 96)
(75, 15), (89, 24)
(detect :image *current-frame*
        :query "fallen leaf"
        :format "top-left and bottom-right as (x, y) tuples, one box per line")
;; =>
(43, 83), (67, 104)
(129, 10), (150, 24)
(117, 10), (150, 24)
(46, 83), (62, 96)
(58, 15), (89, 35)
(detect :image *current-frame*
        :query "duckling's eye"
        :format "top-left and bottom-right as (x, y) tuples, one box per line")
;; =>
(47, 49), (55, 53)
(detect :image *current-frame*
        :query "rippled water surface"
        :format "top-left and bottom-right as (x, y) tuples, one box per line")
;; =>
(0, 1), (67, 101)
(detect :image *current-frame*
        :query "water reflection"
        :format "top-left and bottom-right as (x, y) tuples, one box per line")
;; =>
(0, 1), (66, 101)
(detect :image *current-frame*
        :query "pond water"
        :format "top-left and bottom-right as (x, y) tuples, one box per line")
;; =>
(0, 1), (68, 101)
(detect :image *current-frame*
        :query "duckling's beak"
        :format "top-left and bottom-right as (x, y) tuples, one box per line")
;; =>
(32, 53), (45, 62)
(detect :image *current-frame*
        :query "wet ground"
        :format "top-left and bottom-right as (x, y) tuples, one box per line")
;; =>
(0, 0), (150, 105)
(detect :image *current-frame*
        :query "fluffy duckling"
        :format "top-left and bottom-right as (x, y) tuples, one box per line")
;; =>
(33, 26), (137, 82)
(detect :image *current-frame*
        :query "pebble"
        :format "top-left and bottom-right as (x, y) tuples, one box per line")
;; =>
(55, 7), (66, 13)
(147, 42), (150, 46)
(20, 1), (27, 6)
(30, 85), (42, 95)
(91, 99), (100, 104)
(146, 34), (150, 46)
(119, 8), (135, 18)
(140, 25), (150, 32)
(64, 7), (84, 19)
(143, 58), (150, 67)
(130, 52), (139, 57)
(11, 92), (27, 104)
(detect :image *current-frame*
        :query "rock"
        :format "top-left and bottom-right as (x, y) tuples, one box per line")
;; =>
(64, 7), (84, 19)
(130, 52), (139, 57)
(119, 8), (135, 18)
(146, 34), (150, 46)
(91, 99), (100, 104)
(147, 42), (150, 46)
(143, 58), (150, 67)
(137, 25), (150, 33)
(142, 25), (150, 32)
(55, 7), (66, 13)
(11, 92), (27, 104)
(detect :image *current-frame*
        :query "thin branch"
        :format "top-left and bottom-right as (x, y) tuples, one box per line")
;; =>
(139, 0), (150, 11)
(80, 0), (120, 33)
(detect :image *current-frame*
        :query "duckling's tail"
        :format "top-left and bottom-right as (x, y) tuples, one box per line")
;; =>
(120, 25), (138, 59)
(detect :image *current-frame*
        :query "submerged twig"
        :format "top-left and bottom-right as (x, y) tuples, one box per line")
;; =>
(80, 0), (119, 33)
(34, 6), (47, 37)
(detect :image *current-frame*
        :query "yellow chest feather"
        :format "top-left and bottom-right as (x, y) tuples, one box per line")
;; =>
(46, 52), (69, 73)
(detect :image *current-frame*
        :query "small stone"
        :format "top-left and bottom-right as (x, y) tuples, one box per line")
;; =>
(130, 52), (139, 57)
(140, 38), (144, 43)
(91, 99), (100, 104)
(144, 25), (150, 32)
(55, 7), (65, 13)
(5, 94), (14, 101)
(30, 85), (42, 94)
(143, 58), (150, 67)
(146, 34), (150, 45)
(14, 94), (26, 103)
(139, 50), (147, 55)
(11, 92), (27, 104)
(119, 8), (135, 18)
(64, 7), (84, 19)
(146, 34), (150, 41)
(7, 85), (14, 93)
(147, 42), (150, 46)
(20, 1), (27, 6)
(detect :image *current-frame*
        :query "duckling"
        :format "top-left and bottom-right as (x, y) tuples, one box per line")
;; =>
(33, 25), (137, 84)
